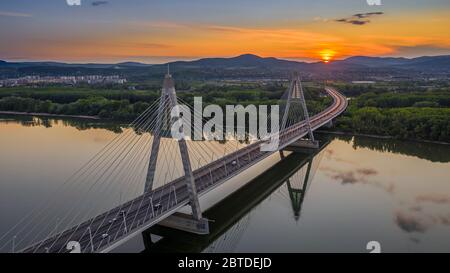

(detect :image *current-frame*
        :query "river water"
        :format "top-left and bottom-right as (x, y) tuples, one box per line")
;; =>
(0, 115), (449, 253)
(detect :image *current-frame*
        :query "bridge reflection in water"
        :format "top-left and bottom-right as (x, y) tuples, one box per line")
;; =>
(140, 139), (330, 253)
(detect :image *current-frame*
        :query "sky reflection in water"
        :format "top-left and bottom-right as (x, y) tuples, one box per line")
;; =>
(0, 116), (449, 253)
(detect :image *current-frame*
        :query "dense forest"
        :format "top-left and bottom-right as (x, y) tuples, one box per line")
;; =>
(332, 83), (450, 142)
(0, 82), (331, 120)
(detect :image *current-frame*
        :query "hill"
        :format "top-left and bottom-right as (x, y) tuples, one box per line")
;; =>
(1, 54), (449, 81)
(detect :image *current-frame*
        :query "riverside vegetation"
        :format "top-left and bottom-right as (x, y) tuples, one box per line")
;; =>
(331, 81), (450, 142)
(0, 80), (449, 142)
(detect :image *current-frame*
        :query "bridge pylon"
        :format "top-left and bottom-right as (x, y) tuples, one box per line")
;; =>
(281, 72), (319, 154)
(144, 71), (209, 234)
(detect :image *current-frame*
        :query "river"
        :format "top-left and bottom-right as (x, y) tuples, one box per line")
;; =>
(0, 115), (449, 253)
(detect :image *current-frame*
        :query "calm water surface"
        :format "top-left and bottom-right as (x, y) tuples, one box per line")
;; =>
(0, 115), (449, 253)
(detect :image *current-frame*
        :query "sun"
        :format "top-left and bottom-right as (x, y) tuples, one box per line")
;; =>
(319, 49), (336, 63)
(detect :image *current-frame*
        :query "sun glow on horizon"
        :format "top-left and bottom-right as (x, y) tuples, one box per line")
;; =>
(319, 49), (336, 63)
(1, 7), (450, 63)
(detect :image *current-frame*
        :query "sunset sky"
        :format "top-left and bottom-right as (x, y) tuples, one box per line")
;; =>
(1, 0), (450, 63)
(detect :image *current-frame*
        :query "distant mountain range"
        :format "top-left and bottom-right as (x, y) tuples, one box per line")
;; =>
(0, 60), (143, 69)
(1, 54), (449, 81)
(167, 54), (305, 69)
(333, 55), (450, 71)
(1, 53), (450, 71)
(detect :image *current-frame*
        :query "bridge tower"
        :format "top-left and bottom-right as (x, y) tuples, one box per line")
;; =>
(281, 72), (319, 152)
(144, 70), (209, 234)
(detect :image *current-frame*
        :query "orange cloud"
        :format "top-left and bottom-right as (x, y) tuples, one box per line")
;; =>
(7, 9), (450, 63)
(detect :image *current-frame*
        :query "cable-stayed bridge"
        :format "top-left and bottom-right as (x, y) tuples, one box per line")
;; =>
(2, 71), (347, 253)
(145, 142), (328, 253)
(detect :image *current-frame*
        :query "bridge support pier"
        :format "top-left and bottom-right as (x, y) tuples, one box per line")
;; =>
(289, 139), (319, 149)
(158, 212), (209, 235)
(283, 139), (319, 154)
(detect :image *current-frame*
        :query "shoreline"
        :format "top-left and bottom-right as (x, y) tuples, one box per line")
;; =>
(316, 130), (450, 145)
(0, 111), (448, 145)
(0, 111), (101, 120)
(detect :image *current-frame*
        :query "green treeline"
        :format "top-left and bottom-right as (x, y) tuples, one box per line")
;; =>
(0, 83), (331, 120)
(0, 96), (150, 119)
(2, 82), (449, 142)
(0, 86), (159, 104)
(334, 88), (450, 142)
(354, 92), (450, 108)
(336, 106), (450, 142)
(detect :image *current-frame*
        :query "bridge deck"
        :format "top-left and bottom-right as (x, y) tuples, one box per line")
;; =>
(21, 87), (347, 253)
